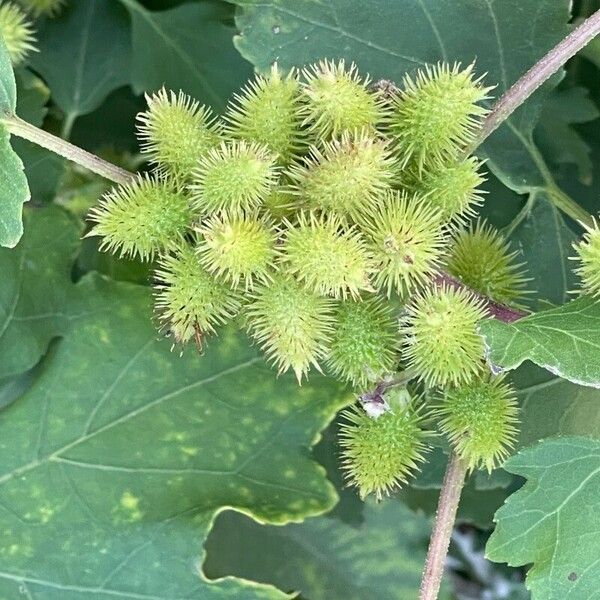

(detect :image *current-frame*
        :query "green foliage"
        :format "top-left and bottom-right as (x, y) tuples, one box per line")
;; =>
(120, 0), (253, 112)
(0, 123), (29, 247)
(13, 69), (65, 203)
(481, 296), (600, 387)
(0, 207), (79, 379)
(0, 208), (350, 597)
(487, 437), (600, 597)
(0, 33), (30, 248)
(4, 0), (600, 595)
(507, 197), (578, 310)
(205, 499), (451, 600)
(513, 363), (600, 449)
(30, 0), (130, 126)
(18, 0), (64, 16)
(536, 86), (600, 185)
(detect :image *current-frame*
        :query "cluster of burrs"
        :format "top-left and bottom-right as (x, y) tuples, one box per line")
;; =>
(89, 59), (529, 500)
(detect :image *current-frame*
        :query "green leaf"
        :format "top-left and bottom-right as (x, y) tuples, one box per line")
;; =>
(580, 33), (600, 71)
(474, 467), (514, 490)
(550, 88), (600, 221)
(482, 295), (600, 387)
(506, 195), (579, 310)
(0, 278), (347, 597)
(310, 417), (364, 525)
(487, 205), (600, 443)
(70, 87), (145, 154)
(14, 69), (48, 126)
(487, 437), (600, 598)
(0, 39), (15, 113)
(410, 446), (450, 490)
(505, 201), (598, 439)
(0, 361), (41, 411)
(0, 127), (29, 247)
(478, 168), (526, 230)
(231, 0), (572, 201)
(0, 40), (29, 247)
(204, 499), (450, 599)
(0, 207), (80, 379)
(75, 237), (153, 285)
(535, 86), (599, 185)
(29, 0), (131, 128)
(119, 0), (253, 111)
(13, 69), (65, 203)
(514, 363), (600, 447)
(0, 208), (350, 597)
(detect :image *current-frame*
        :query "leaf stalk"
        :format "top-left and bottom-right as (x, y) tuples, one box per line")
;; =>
(472, 9), (600, 149)
(3, 115), (134, 185)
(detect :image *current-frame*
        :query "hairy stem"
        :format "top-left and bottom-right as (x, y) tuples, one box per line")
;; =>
(3, 115), (134, 185)
(419, 452), (468, 600)
(434, 272), (527, 323)
(473, 9), (600, 149)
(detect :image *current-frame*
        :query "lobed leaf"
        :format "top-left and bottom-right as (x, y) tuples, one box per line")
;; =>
(120, 0), (253, 112)
(0, 38), (29, 248)
(487, 437), (600, 598)
(29, 0), (131, 126)
(204, 499), (451, 599)
(0, 207), (350, 597)
(0, 207), (80, 379)
(482, 295), (600, 388)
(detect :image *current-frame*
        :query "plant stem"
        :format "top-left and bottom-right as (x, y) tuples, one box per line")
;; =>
(60, 111), (76, 141)
(545, 185), (594, 228)
(3, 115), (134, 185)
(419, 452), (468, 600)
(472, 9), (600, 149)
(522, 139), (595, 228)
(433, 272), (528, 323)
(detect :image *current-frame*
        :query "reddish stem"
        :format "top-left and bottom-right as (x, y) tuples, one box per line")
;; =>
(433, 272), (527, 323)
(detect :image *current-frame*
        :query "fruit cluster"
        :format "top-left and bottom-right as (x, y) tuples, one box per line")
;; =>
(90, 60), (527, 499)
